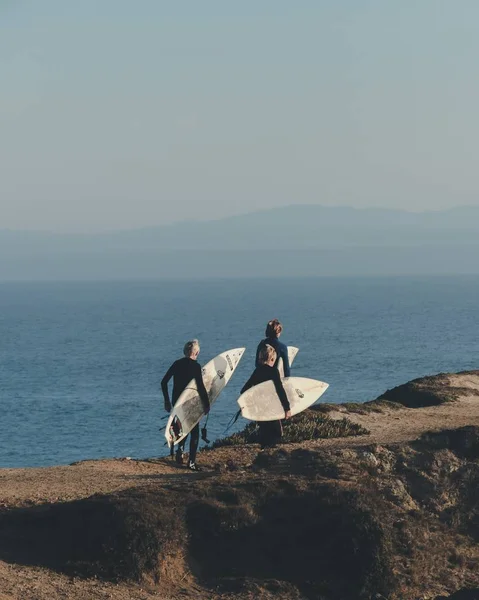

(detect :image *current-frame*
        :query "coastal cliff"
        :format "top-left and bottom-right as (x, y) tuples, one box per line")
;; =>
(1, 371), (479, 600)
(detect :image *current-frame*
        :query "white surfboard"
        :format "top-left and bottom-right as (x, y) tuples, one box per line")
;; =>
(278, 346), (299, 377)
(165, 348), (245, 447)
(237, 376), (329, 421)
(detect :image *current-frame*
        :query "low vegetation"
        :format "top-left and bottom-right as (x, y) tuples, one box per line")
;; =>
(213, 410), (369, 448)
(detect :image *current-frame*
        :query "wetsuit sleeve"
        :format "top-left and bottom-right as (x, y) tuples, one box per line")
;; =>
(160, 361), (176, 410)
(241, 373), (256, 395)
(272, 368), (290, 412)
(255, 341), (263, 368)
(194, 363), (210, 412)
(280, 344), (290, 378)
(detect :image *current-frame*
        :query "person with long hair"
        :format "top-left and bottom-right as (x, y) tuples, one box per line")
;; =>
(241, 344), (291, 449)
(255, 318), (290, 377)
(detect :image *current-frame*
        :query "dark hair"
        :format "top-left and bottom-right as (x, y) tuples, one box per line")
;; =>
(265, 319), (283, 338)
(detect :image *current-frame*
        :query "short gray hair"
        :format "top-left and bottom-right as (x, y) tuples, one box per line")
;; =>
(183, 339), (200, 357)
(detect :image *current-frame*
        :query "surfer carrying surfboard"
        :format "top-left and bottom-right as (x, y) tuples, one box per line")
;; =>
(241, 344), (291, 449)
(255, 319), (290, 377)
(161, 339), (210, 471)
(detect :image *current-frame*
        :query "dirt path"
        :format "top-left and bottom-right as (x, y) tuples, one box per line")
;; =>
(321, 396), (479, 449)
(320, 372), (479, 449)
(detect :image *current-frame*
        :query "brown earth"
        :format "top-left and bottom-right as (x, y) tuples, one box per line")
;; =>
(1, 371), (479, 600)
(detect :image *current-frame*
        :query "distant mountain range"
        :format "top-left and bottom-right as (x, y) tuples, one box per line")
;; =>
(2, 205), (479, 280)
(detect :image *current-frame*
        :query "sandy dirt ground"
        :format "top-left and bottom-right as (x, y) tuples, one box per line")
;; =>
(1, 372), (479, 599)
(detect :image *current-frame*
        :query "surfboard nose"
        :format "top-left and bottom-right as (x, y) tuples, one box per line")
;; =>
(228, 347), (246, 365)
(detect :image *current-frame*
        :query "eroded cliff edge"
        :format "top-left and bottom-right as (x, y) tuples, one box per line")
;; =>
(1, 370), (479, 600)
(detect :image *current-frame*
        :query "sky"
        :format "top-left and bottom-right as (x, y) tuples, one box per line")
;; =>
(1, 1), (479, 232)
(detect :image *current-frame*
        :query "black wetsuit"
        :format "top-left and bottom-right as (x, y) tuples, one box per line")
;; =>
(161, 357), (210, 463)
(241, 364), (290, 449)
(255, 337), (290, 377)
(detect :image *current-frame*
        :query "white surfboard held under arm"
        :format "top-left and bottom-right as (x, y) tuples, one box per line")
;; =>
(165, 348), (245, 447)
(237, 377), (329, 421)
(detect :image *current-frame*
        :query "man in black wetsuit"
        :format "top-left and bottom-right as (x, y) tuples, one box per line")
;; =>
(161, 339), (210, 471)
(255, 318), (290, 377)
(242, 344), (291, 449)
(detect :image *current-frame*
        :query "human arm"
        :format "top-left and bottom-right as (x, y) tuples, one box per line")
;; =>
(255, 341), (263, 368)
(241, 372), (256, 395)
(160, 362), (176, 412)
(271, 368), (291, 415)
(279, 343), (290, 378)
(194, 364), (210, 413)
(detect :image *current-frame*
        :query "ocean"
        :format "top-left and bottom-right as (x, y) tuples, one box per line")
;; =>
(1, 276), (478, 468)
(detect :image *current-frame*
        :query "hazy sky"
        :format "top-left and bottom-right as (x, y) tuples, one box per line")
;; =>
(1, 1), (479, 232)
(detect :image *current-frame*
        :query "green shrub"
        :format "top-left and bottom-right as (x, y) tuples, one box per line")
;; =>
(213, 410), (369, 448)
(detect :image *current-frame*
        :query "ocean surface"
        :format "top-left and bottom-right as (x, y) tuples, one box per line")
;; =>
(1, 276), (478, 469)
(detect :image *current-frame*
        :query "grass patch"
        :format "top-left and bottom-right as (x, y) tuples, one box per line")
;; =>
(213, 410), (369, 448)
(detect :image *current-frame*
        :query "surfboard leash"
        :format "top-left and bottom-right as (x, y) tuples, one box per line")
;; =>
(201, 412), (210, 444)
(223, 409), (242, 435)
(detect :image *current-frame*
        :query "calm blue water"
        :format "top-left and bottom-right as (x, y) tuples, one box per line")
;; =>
(1, 276), (478, 468)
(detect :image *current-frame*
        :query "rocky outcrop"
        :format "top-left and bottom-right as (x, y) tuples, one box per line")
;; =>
(378, 370), (479, 408)
(1, 425), (479, 599)
(1, 371), (479, 599)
